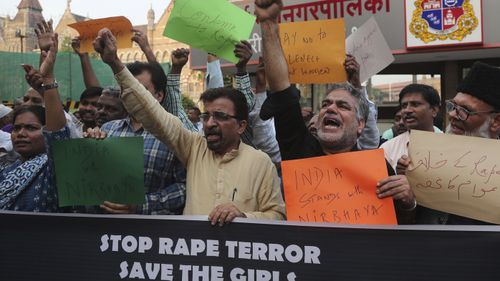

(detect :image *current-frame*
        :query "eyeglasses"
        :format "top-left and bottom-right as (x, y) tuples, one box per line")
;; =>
(200, 111), (239, 122)
(445, 100), (498, 121)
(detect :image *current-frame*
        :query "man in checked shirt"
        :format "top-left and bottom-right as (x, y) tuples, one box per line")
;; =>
(85, 57), (188, 215)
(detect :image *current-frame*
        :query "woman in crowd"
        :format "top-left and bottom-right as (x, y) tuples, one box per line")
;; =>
(0, 32), (69, 212)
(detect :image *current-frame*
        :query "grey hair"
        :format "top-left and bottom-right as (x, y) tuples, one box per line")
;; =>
(102, 87), (121, 98)
(326, 82), (369, 122)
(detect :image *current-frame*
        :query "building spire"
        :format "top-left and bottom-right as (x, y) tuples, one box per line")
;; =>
(66, 0), (72, 11)
(17, 0), (43, 11)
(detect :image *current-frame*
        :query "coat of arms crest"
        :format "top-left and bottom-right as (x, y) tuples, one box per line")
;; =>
(409, 0), (479, 43)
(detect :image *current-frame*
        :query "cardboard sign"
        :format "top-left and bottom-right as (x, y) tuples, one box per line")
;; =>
(164, 0), (256, 64)
(52, 137), (145, 206)
(280, 19), (347, 84)
(407, 130), (500, 224)
(282, 149), (397, 225)
(68, 16), (133, 53)
(346, 17), (395, 83)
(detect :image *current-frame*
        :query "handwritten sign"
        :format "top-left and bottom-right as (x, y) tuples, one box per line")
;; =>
(346, 17), (394, 83)
(281, 149), (397, 225)
(280, 19), (347, 84)
(52, 137), (145, 207)
(164, 0), (256, 64)
(68, 16), (133, 53)
(407, 131), (500, 224)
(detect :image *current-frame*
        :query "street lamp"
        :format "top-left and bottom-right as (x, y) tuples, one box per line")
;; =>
(15, 29), (26, 53)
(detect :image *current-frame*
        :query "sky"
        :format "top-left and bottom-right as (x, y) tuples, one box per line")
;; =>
(0, 0), (172, 26)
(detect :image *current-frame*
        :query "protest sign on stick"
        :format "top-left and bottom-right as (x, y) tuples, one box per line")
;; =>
(68, 16), (133, 53)
(52, 137), (145, 206)
(282, 149), (397, 224)
(407, 130), (500, 224)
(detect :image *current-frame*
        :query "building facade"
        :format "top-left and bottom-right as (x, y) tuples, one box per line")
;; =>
(0, 0), (44, 53)
(0, 0), (205, 103)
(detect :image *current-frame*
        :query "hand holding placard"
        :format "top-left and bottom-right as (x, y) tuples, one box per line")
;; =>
(280, 19), (347, 84)
(52, 137), (145, 207)
(407, 130), (500, 224)
(281, 149), (397, 225)
(164, 0), (256, 63)
(346, 17), (394, 83)
(68, 16), (133, 53)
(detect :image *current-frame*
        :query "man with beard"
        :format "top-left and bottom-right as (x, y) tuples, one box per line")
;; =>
(446, 62), (500, 139)
(77, 87), (102, 131)
(255, 0), (416, 221)
(93, 28), (285, 225)
(410, 61), (500, 225)
(380, 84), (441, 173)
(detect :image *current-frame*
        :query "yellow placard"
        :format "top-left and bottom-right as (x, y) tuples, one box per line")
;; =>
(407, 130), (500, 224)
(279, 19), (347, 84)
(68, 16), (133, 53)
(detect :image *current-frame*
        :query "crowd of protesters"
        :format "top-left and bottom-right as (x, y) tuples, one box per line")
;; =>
(1, 0), (499, 226)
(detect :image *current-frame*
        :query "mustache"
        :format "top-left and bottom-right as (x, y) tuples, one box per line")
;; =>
(204, 128), (221, 136)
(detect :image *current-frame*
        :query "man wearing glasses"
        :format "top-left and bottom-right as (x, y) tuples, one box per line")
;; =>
(446, 62), (500, 139)
(93, 28), (286, 226)
(409, 61), (500, 224)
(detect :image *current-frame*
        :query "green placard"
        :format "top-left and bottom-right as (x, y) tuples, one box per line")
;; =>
(163, 0), (256, 63)
(52, 137), (145, 207)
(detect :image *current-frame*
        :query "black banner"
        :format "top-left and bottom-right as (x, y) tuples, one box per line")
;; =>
(1, 211), (500, 281)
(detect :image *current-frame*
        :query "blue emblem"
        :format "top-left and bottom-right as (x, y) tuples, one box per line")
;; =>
(421, 0), (465, 32)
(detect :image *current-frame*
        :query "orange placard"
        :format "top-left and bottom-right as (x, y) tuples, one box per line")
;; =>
(279, 19), (347, 84)
(68, 16), (133, 53)
(282, 149), (397, 225)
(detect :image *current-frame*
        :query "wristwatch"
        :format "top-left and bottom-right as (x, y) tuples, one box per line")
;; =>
(41, 80), (59, 91)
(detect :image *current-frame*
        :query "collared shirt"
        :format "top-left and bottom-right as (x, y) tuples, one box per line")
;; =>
(101, 118), (186, 215)
(380, 128), (443, 171)
(116, 67), (285, 220)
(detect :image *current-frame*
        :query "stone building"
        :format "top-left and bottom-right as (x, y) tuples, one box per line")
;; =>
(54, 1), (204, 101)
(0, 0), (45, 52)
(0, 0), (204, 101)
